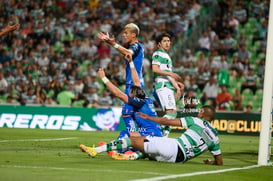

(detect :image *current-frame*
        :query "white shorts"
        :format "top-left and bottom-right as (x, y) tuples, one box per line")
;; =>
(144, 136), (178, 163)
(155, 86), (176, 111)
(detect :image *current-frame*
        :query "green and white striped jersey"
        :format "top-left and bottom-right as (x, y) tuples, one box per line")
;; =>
(176, 117), (221, 161)
(152, 49), (174, 90)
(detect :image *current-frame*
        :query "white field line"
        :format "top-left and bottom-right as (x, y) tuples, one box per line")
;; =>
(0, 137), (77, 143)
(130, 165), (261, 181)
(0, 165), (166, 176)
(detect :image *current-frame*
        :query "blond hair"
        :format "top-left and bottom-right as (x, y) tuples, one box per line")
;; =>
(124, 23), (140, 36)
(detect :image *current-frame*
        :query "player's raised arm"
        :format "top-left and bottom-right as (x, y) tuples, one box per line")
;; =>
(97, 32), (133, 56)
(124, 53), (140, 86)
(0, 23), (20, 37)
(97, 68), (129, 103)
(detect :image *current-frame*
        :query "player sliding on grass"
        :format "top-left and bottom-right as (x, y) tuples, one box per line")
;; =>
(80, 53), (162, 158)
(80, 105), (223, 165)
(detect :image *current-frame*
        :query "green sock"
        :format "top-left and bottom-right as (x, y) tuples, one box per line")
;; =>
(106, 138), (132, 151)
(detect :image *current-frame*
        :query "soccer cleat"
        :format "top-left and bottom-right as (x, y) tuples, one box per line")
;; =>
(111, 152), (138, 160)
(79, 144), (98, 158)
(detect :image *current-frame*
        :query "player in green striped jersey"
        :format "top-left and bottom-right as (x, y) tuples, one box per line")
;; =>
(84, 105), (223, 165)
(152, 33), (184, 137)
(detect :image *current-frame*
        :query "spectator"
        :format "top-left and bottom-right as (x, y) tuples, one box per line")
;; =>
(195, 31), (210, 54)
(232, 89), (243, 110)
(227, 15), (239, 36)
(237, 44), (250, 62)
(218, 55), (229, 70)
(222, 32), (237, 57)
(183, 88), (198, 109)
(229, 54), (244, 74)
(181, 49), (196, 67)
(245, 104), (253, 113)
(216, 85), (231, 110)
(241, 67), (257, 94)
(99, 89), (113, 107)
(57, 84), (77, 106)
(196, 51), (208, 69)
(84, 86), (100, 108)
(233, 4), (247, 27)
(202, 75), (218, 107)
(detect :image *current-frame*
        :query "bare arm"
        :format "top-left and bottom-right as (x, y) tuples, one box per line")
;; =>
(203, 154), (223, 166)
(152, 64), (182, 82)
(125, 53), (140, 86)
(169, 76), (182, 99)
(137, 112), (182, 126)
(97, 32), (133, 56)
(0, 23), (19, 37)
(97, 68), (128, 103)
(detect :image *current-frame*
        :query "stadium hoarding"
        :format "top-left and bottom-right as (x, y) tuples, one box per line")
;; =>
(0, 105), (270, 136)
(0, 105), (125, 131)
(172, 110), (270, 136)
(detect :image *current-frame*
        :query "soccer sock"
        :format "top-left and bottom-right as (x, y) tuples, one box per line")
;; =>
(95, 138), (132, 153)
(161, 112), (177, 131)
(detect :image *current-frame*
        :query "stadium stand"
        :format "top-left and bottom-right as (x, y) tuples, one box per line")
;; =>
(0, 0), (269, 113)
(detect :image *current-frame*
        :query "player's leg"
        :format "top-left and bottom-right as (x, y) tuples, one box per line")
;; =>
(80, 137), (133, 157)
(154, 86), (177, 136)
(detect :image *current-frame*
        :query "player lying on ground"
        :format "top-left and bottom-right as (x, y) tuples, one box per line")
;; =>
(80, 53), (162, 157)
(80, 105), (223, 165)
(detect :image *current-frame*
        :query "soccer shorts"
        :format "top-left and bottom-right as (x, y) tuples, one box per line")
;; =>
(144, 136), (179, 163)
(154, 86), (176, 111)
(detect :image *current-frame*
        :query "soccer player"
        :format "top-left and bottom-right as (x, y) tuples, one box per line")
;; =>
(81, 105), (223, 165)
(80, 53), (162, 156)
(97, 23), (145, 133)
(152, 33), (184, 137)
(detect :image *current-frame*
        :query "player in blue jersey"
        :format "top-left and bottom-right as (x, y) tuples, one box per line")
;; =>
(80, 53), (162, 158)
(97, 23), (144, 132)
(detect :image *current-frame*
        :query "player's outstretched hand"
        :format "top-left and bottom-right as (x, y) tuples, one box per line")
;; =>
(97, 32), (115, 45)
(97, 68), (105, 78)
(203, 159), (214, 165)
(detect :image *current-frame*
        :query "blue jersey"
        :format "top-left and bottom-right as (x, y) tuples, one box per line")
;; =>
(128, 96), (162, 137)
(124, 42), (145, 95)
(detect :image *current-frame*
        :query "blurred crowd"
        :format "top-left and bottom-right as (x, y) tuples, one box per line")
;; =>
(0, 0), (270, 113)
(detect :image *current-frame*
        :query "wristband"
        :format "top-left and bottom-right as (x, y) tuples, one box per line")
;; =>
(113, 43), (120, 49)
(129, 62), (135, 68)
(102, 77), (109, 84)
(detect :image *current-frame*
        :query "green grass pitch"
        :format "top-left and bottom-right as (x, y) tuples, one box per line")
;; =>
(0, 128), (272, 181)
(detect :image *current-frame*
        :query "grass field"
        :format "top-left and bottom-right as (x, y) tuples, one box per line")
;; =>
(0, 128), (272, 181)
